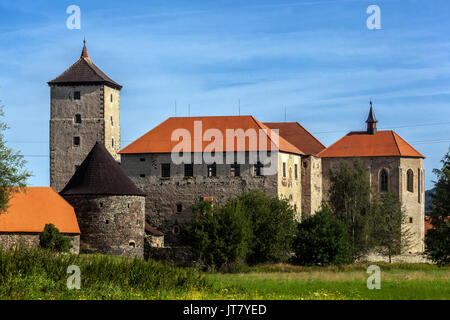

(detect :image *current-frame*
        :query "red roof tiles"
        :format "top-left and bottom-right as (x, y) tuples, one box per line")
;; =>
(318, 130), (425, 158)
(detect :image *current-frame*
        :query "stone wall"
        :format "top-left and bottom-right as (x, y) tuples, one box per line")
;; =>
(0, 232), (80, 254)
(301, 155), (322, 217)
(277, 152), (302, 221)
(120, 152), (279, 245)
(49, 84), (120, 192)
(62, 194), (145, 258)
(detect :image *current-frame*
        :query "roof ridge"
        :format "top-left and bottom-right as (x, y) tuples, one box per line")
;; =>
(392, 131), (426, 158)
(391, 130), (402, 156)
(294, 122), (326, 149)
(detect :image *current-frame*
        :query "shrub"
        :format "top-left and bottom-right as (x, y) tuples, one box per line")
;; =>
(292, 206), (352, 266)
(39, 223), (72, 253)
(181, 199), (251, 270)
(237, 190), (297, 265)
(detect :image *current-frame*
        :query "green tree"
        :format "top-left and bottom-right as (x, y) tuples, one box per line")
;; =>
(237, 190), (297, 265)
(0, 106), (31, 214)
(425, 148), (450, 265)
(327, 159), (371, 260)
(181, 199), (251, 270)
(39, 223), (72, 252)
(370, 192), (413, 263)
(292, 206), (352, 266)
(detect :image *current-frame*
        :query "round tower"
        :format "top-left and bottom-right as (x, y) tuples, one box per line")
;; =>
(60, 142), (146, 258)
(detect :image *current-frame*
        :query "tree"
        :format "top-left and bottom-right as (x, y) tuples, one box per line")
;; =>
(327, 159), (371, 260)
(292, 206), (352, 266)
(370, 192), (413, 263)
(181, 199), (251, 270)
(425, 148), (450, 265)
(0, 105), (31, 214)
(237, 190), (297, 265)
(39, 223), (72, 252)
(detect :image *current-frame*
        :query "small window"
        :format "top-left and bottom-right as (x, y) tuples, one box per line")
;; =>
(231, 163), (240, 177)
(140, 174), (146, 178)
(207, 163), (217, 177)
(282, 162), (286, 178)
(380, 169), (388, 192)
(110, 94), (113, 103)
(407, 169), (414, 192)
(112, 137), (115, 148)
(303, 161), (308, 168)
(176, 203), (183, 212)
(409, 217), (413, 223)
(99, 202), (104, 208)
(105, 220), (109, 225)
(161, 164), (171, 177)
(73, 136), (80, 147)
(74, 114), (81, 124)
(129, 240), (136, 248)
(74, 91), (81, 100)
(111, 116), (114, 126)
(294, 164), (298, 180)
(140, 157), (145, 162)
(254, 162), (263, 176)
(172, 225), (181, 235)
(184, 163), (193, 177)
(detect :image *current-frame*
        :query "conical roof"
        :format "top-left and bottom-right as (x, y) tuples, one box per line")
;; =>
(48, 41), (122, 90)
(60, 142), (145, 196)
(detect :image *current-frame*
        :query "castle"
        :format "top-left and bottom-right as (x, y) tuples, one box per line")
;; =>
(44, 42), (425, 257)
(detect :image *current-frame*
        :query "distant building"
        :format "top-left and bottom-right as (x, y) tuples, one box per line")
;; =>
(0, 187), (80, 253)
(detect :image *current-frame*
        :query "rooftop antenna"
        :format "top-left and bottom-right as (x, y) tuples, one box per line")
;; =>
(188, 104), (190, 117)
(238, 99), (241, 116)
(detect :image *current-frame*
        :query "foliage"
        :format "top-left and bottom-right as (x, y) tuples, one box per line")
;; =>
(181, 199), (251, 270)
(0, 106), (31, 214)
(39, 224), (73, 253)
(370, 192), (413, 262)
(327, 159), (371, 260)
(292, 206), (352, 266)
(425, 148), (450, 265)
(236, 190), (297, 265)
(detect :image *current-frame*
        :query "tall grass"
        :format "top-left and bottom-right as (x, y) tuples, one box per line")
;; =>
(0, 247), (207, 299)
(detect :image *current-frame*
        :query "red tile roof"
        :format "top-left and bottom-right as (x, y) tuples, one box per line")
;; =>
(317, 130), (425, 158)
(119, 116), (304, 155)
(0, 187), (80, 234)
(264, 122), (326, 155)
(48, 42), (122, 90)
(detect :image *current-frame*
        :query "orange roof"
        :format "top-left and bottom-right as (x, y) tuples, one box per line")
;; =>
(0, 187), (80, 234)
(318, 130), (425, 158)
(119, 116), (304, 155)
(264, 122), (326, 155)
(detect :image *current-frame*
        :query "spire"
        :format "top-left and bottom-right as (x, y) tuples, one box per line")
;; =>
(366, 100), (378, 134)
(81, 39), (90, 61)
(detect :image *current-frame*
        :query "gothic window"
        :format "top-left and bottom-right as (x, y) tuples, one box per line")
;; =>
(282, 162), (286, 178)
(184, 163), (193, 177)
(231, 162), (240, 177)
(74, 91), (81, 100)
(161, 164), (171, 178)
(207, 163), (217, 177)
(73, 136), (80, 147)
(380, 169), (388, 192)
(74, 114), (81, 124)
(407, 169), (414, 192)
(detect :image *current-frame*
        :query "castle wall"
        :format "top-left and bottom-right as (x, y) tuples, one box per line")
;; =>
(103, 85), (121, 162)
(120, 152), (279, 245)
(301, 155), (322, 217)
(62, 195), (145, 258)
(277, 152), (302, 221)
(0, 232), (80, 254)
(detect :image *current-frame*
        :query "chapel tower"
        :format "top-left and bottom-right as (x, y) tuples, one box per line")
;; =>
(48, 41), (122, 192)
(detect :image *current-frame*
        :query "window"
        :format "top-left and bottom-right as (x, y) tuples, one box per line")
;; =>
(231, 162), (240, 177)
(140, 157), (145, 162)
(380, 169), (388, 192)
(409, 217), (413, 223)
(282, 162), (286, 178)
(418, 168), (422, 203)
(172, 225), (181, 235)
(303, 161), (308, 168)
(129, 240), (136, 248)
(407, 169), (414, 192)
(161, 164), (171, 177)
(110, 94), (113, 103)
(140, 174), (146, 178)
(254, 162), (263, 176)
(207, 163), (217, 177)
(74, 91), (81, 100)
(294, 164), (298, 180)
(111, 116), (114, 126)
(184, 163), (193, 177)
(112, 137), (114, 148)
(73, 136), (80, 147)
(74, 114), (81, 124)
(176, 203), (183, 213)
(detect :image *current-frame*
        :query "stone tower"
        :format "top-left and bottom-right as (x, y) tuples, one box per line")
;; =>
(48, 41), (122, 192)
(60, 142), (146, 258)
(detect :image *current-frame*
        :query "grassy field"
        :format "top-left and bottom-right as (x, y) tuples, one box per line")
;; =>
(0, 248), (448, 300)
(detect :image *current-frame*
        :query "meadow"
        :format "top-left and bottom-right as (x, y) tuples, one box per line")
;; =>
(0, 248), (448, 300)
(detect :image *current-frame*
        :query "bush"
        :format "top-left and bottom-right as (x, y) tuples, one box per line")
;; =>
(39, 223), (72, 253)
(292, 206), (352, 266)
(237, 190), (297, 265)
(181, 199), (251, 270)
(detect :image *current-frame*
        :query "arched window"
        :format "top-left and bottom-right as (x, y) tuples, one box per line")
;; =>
(380, 169), (388, 192)
(407, 169), (414, 192)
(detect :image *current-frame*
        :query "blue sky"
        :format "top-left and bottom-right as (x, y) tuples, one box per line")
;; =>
(0, 0), (449, 189)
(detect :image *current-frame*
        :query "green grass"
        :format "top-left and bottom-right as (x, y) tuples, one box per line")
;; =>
(0, 248), (448, 300)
